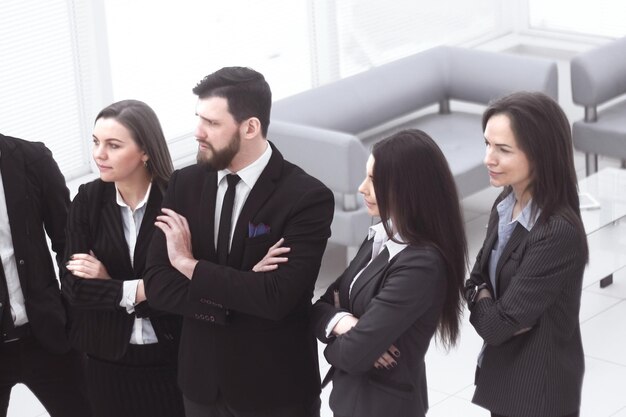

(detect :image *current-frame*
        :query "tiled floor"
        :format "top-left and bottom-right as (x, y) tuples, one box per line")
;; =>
(7, 155), (626, 417)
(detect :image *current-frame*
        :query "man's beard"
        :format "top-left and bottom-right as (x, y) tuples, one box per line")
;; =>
(197, 132), (241, 171)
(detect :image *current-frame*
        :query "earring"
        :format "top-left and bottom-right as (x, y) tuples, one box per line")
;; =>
(143, 160), (148, 168)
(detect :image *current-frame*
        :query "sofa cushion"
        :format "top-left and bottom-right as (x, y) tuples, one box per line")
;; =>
(362, 111), (489, 197)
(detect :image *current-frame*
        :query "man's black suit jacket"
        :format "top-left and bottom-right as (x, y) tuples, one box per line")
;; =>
(0, 134), (70, 354)
(144, 143), (334, 411)
(61, 179), (181, 361)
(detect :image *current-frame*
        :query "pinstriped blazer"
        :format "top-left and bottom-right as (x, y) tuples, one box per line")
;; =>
(61, 179), (181, 361)
(0, 135), (71, 354)
(468, 194), (586, 417)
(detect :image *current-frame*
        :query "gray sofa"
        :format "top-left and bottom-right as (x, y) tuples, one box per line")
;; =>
(269, 45), (558, 248)
(571, 36), (626, 175)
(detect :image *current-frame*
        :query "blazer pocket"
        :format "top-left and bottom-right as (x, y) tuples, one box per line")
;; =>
(245, 234), (272, 246)
(368, 373), (414, 399)
(351, 374), (413, 417)
(242, 234), (273, 270)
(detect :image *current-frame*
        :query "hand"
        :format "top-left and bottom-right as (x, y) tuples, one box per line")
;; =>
(374, 344), (400, 370)
(476, 288), (492, 302)
(252, 238), (290, 272)
(66, 250), (111, 279)
(332, 314), (358, 336)
(136, 280), (147, 303)
(154, 208), (198, 279)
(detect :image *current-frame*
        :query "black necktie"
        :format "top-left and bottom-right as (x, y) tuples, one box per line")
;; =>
(0, 260), (15, 338)
(217, 174), (240, 265)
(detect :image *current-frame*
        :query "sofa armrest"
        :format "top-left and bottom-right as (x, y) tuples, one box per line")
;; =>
(267, 120), (369, 201)
(571, 36), (626, 107)
(445, 46), (558, 103)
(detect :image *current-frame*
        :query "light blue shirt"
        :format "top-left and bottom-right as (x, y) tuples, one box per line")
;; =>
(488, 193), (541, 298)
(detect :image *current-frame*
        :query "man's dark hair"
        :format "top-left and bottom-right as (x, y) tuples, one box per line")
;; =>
(193, 67), (272, 137)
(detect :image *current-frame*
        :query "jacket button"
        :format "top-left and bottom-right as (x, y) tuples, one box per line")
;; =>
(18, 260), (25, 265)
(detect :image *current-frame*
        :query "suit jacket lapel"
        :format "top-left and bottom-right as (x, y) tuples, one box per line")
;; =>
(339, 238), (373, 308)
(495, 224), (528, 281)
(349, 247), (389, 311)
(479, 207), (501, 295)
(100, 184), (133, 273)
(197, 170), (218, 261)
(0, 139), (28, 292)
(228, 143), (282, 268)
(134, 185), (162, 269)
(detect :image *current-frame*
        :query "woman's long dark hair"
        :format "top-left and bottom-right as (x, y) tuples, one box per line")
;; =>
(482, 91), (588, 261)
(95, 99), (173, 192)
(372, 129), (468, 348)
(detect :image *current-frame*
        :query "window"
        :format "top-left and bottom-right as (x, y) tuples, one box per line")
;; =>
(0, 0), (92, 179)
(2, 0), (507, 178)
(103, 0), (505, 159)
(102, 0), (312, 161)
(528, 0), (626, 38)
(312, 0), (503, 82)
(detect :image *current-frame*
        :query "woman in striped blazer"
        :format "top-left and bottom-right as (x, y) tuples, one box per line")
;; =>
(62, 100), (184, 417)
(465, 92), (587, 417)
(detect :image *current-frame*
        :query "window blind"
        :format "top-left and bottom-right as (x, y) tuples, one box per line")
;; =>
(102, 0), (312, 162)
(0, 0), (91, 179)
(528, 0), (626, 38)
(311, 0), (502, 84)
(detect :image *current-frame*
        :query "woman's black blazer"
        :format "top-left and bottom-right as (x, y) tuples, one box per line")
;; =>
(61, 179), (181, 361)
(312, 237), (446, 417)
(469, 194), (586, 417)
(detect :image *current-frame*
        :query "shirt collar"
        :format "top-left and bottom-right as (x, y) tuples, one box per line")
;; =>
(217, 142), (272, 189)
(497, 192), (541, 231)
(115, 181), (152, 212)
(368, 221), (409, 260)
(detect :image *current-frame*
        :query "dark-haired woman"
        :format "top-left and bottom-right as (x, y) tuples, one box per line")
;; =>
(465, 91), (587, 417)
(256, 129), (467, 417)
(62, 100), (184, 417)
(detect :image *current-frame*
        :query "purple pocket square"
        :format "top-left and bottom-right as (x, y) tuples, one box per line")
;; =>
(248, 222), (270, 238)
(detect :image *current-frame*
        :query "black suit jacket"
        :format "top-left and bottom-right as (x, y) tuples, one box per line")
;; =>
(61, 179), (181, 361)
(0, 134), (70, 354)
(468, 193), (586, 417)
(144, 143), (334, 411)
(311, 236), (446, 417)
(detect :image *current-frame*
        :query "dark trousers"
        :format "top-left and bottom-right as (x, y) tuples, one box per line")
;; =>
(184, 394), (321, 417)
(0, 336), (92, 417)
(86, 342), (184, 417)
(492, 412), (579, 417)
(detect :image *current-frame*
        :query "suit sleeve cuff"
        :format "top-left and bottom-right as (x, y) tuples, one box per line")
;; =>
(325, 312), (353, 338)
(120, 279), (140, 313)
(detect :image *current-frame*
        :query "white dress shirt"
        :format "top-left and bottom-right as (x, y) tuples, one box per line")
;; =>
(117, 182), (158, 345)
(0, 169), (28, 327)
(214, 142), (272, 250)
